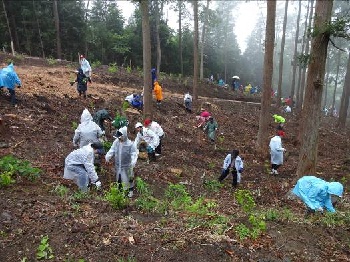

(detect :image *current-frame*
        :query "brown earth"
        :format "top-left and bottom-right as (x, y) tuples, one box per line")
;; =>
(0, 54), (350, 262)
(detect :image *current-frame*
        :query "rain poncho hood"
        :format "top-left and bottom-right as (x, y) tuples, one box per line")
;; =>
(273, 114), (285, 123)
(73, 109), (103, 148)
(0, 63), (21, 90)
(105, 126), (138, 170)
(292, 176), (344, 213)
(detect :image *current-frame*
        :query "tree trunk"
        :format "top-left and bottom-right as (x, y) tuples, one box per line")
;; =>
(298, 0), (314, 111)
(323, 59), (330, 109)
(192, 1), (199, 100)
(331, 51), (341, 115)
(296, 1), (310, 110)
(1, 0), (15, 55)
(295, 0), (333, 178)
(33, 0), (45, 58)
(155, 0), (161, 76)
(290, 0), (301, 105)
(53, 0), (62, 59)
(277, 0), (289, 107)
(337, 52), (350, 127)
(178, 1), (183, 76)
(84, 0), (90, 57)
(140, 0), (152, 117)
(200, 0), (209, 81)
(7, 1), (19, 52)
(255, 0), (276, 154)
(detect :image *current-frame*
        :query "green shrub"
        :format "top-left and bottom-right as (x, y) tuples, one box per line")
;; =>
(47, 57), (57, 65)
(105, 183), (129, 210)
(126, 66), (132, 74)
(0, 171), (15, 187)
(234, 189), (256, 213)
(54, 185), (69, 198)
(0, 155), (41, 182)
(203, 179), (223, 192)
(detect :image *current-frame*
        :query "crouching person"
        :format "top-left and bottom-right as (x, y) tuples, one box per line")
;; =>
(105, 126), (137, 198)
(63, 142), (103, 191)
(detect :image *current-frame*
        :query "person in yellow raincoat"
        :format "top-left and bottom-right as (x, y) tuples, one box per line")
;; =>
(153, 81), (163, 108)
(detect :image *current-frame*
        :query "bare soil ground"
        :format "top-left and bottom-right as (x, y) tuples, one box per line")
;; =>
(0, 54), (350, 262)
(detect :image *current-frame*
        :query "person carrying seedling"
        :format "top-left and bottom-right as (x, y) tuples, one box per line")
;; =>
(218, 149), (244, 188)
(105, 126), (138, 198)
(79, 54), (92, 83)
(63, 142), (103, 192)
(71, 68), (88, 98)
(203, 116), (218, 143)
(134, 122), (159, 163)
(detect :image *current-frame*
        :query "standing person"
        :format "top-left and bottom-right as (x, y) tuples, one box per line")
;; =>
(184, 92), (193, 113)
(105, 126), (138, 198)
(134, 122), (159, 162)
(73, 108), (104, 148)
(63, 142), (103, 192)
(71, 68), (88, 98)
(218, 150), (244, 188)
(269, 130), (286, 175)
(143, 118), (164, 156)
(93, 109), (113, 132)
(153, 81), (163, 108)
(79, 55), (92, 82)
(203, 116), (218, 143)
(0, 63), (21, 106)
(292, 176), (343, 215)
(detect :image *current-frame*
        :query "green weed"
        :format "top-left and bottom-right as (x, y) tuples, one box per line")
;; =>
(135, 195), (159, 212)
(135, 177), (151, 195)
(91, 60), (101, 69)
(164, 183), (192, 210)
(103, 141), (112, 152)
(126, 66), (132, 74)
(203, 179), (223, 192)
(208, 162), (216, 169)
(108, 63), (118, 73)
(235, 189), (256, 213)
(46, 57), (57, 65)
(105, 183), (129, 210)
(0, 171), (16, 187)
(264, 208), (280, 221)
(71, 121), (78, 130)
(122, 101), (130, 111)
(235, 223), (250, 240)
(36, 235), (54, 260)
(54, 185), (69, 198)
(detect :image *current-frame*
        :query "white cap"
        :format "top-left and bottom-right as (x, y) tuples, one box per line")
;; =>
(135, 122), (143, 128)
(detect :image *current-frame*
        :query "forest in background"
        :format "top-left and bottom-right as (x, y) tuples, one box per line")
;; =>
(0, 0), (349, 110)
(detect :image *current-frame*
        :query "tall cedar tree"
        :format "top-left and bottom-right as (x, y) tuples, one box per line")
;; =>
(255, 0), (276, 155)
(192, 0), (199, 100)
(337, 52), (350, 128)
(296, 0), (333, 178)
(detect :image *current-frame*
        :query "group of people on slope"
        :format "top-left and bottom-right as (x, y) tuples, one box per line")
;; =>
(64, 107), (164, 197)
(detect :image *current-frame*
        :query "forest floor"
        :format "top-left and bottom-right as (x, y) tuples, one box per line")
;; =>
(0, 54), (350, 262)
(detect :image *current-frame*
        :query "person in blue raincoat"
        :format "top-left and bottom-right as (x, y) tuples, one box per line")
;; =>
(0, 63), (21, 105)
(292, 176), (343, 214)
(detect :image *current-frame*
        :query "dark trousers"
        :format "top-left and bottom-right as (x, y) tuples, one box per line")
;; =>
(155, 137), (163, 155)
(271, 164), (281, 170)
(148, 152), (156, 162)
(218, 168), (238, 186)
(8, 89), (16, 105)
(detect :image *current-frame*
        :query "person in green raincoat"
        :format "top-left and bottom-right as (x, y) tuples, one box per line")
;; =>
(203, 116), (218, 142)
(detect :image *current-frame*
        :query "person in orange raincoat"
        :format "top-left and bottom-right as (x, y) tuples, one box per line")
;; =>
(153, 81), (163, 108)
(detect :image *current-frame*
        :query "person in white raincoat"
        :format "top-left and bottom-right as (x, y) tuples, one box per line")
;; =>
(269, 130), (286, 175)
(73, 108), (104, 148)
(105, 126), (137, 198)
(80, 55), (92, 79)
(292, 176), (343, 215)
(143, 119), (164, 156)
(184, 92), (192, 113)
(63, 142), (103, 191)
(134, 122), (159, 162)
